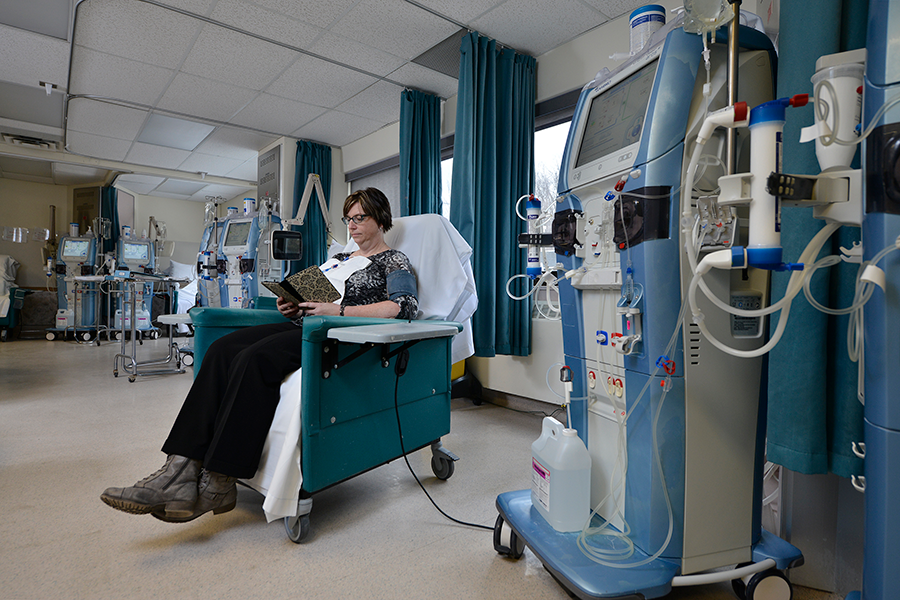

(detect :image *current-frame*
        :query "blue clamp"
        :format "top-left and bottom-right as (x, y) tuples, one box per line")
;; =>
(604, 191), (616, 202)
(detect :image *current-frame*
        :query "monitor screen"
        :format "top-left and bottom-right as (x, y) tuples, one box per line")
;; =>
(123, 241), (150, 262)
(62, 239), (90, 259)
(574, 60), (657, 168)
(224, 221), (252, 247)
(271, 230), (302, 261)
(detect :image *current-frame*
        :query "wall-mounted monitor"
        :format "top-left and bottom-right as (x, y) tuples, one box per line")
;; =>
(122, 241), (151, 262)
(62, 238), (90, 260)
(223, 220), (252, 248)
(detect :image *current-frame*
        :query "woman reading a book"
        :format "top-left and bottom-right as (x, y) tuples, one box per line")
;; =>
(101, 188), (418, 522)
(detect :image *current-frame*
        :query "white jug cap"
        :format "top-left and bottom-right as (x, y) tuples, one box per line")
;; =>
(563, 428), (579, 437)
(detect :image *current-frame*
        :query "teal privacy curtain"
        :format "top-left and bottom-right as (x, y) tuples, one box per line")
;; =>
(292, 141), (332, 271)
(100, 186), (119, 255)
(399, 89), (442, 216)
(449, 32), (536, 356)
(766, 0), (868, 478)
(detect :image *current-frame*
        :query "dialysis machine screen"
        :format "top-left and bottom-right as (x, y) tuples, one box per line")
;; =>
(574, 60), (658, 168)
(123, 242), (150, 262)
(62, 239), (90, 259)
(223, 221), (252, 248)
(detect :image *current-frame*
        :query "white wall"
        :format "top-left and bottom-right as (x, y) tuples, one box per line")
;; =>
(0, 178), (72, 289)
(130, 192), (207, 269)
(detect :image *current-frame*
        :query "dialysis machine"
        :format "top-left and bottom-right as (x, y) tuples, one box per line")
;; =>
(112, 236), (157, 335)
(494, 18), (805, 599)
(852, 3), (900, 599)
(47, 234), (100, 340)
(197, 199), (224, 308)
(217, 198), (285, 308)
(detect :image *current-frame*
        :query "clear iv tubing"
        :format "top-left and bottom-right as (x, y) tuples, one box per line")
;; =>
(815, 81), (900, 147)
(577, 299), (687, 567)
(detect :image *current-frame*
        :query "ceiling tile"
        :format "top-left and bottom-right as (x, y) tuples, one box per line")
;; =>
(0, 0), (71, 40)
(0, 81), (64, 128)
(293, 111), (384, 148)
(115, 173), (166, 194)
(124, 141), (192, 170)
(150, 190), (194, 200)
(388, 63), (458, 99)
(73, 0), (202, 70)
(188, 183), (254, 202)
(0, 156), (53, 178)
(152, 0), (219, 14)
(116, 173), (166, 186)
(408, 0), (503, 24)
(65, 130), (133, 161)
(336, 80), (402, 124)
(68, 46), (175, 103)
(180, 24), (298, 91)
(250, 0), (360, 30)
(266, 55), (377, 109)
(226, 159), (258, 181)
(156, 73), (258, 122)
(156, 178), (208, 195)
(66, 97), (148, 140)
(229, 94), (325, 136)
(192, 127), (275, 161)
(210, 0), (324, 50)
(331, 0), (460, 60)
(51, 163), (110, 186)
(580, 0), (651, 20)
(136, 113), (215, 151)
(177, 152), (245, 178)
(308, 32), (406, 78)
(471, 0), (607, 56)
(0, 24), (70, 89)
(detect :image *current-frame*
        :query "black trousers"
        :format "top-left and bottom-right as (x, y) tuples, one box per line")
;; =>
(162, 320), (303, 478)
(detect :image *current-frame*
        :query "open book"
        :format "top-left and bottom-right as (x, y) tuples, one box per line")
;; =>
(262, 265), (341, 304)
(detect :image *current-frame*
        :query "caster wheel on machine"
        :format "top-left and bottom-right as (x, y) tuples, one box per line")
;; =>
(46, 332), (56, 341)
(733, 568), (792, 600)
(493, 514), (525, 559)
(182, 353), (194, 367)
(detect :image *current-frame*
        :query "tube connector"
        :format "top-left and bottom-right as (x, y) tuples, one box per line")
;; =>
(696, 102), (749, 146)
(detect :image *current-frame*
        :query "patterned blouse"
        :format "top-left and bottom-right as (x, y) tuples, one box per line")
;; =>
(332, 249), (418, 320)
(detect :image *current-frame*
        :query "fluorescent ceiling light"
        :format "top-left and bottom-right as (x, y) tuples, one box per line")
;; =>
(136, 113), (216, 151)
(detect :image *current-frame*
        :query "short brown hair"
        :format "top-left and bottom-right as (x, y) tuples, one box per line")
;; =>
(343, 188), (393, 232)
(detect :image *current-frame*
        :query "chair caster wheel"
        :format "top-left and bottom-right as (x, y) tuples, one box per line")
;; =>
(285, 514), (310, 543)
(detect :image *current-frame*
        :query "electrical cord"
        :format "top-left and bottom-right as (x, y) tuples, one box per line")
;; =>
(391, 351), (493, 532)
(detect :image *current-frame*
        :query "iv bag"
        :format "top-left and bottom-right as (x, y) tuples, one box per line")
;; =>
(683, 0), (734, 34)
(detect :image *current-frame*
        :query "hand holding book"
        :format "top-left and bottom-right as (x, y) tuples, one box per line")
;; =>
(262, 265), (341, 305)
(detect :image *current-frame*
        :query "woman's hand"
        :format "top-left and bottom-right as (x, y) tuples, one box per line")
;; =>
(295, 301), (341, 317)
(276, 296), (301, 318)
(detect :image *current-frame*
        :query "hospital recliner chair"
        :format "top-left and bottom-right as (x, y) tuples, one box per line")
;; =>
(187, 214), (477, 542)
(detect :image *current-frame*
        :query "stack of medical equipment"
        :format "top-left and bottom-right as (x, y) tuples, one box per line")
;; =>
(46, 226), (101, 341)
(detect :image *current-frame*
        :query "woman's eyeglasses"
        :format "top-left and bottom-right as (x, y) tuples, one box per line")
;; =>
(341, 214), (370, 225)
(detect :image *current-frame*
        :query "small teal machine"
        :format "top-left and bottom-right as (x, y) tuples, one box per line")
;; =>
(494, 10), (806, 599)
(217, 197), (285, 308)
(47, 233), (100, 341)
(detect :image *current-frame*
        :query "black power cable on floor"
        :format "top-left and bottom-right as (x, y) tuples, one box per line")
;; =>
(392, 349), (493, 532)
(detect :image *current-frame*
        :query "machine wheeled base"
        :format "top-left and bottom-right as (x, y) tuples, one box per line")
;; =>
(494, 490), (802, 600)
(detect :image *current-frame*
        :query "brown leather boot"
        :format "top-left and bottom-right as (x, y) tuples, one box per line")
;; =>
(150, 468), (237, 523)
(100, 455), (201, 517)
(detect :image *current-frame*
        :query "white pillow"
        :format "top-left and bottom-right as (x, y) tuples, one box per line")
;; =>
(167, 260), (197, 282)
